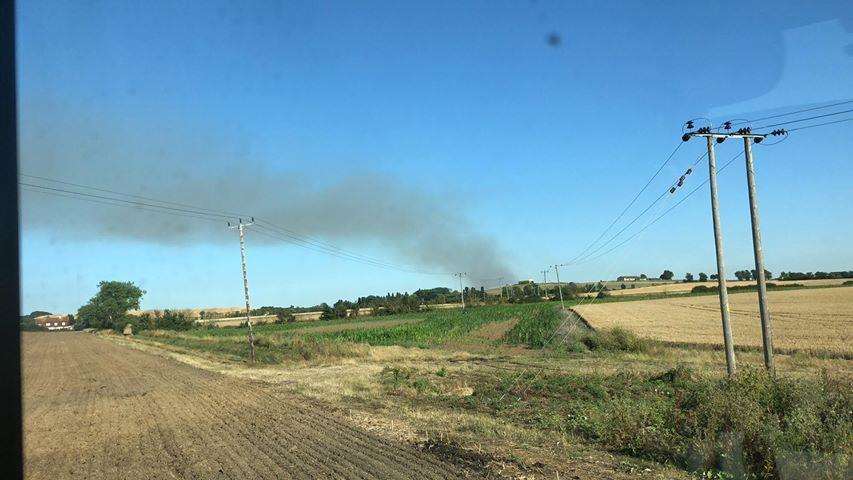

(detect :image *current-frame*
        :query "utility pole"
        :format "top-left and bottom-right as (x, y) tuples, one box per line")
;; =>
(743, 136), (774, 372)
(553, 265), (565, 309)
(454, 272), (468, 309)
(683, 127), (736, 376)
(541, 269), (548, 298)
(228, 217), (256, 363)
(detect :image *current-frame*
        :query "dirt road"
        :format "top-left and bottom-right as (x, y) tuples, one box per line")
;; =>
(23, 332), (479, 480)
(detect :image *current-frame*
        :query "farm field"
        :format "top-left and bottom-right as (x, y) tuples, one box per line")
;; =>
(578, 278), (850, 297)
(122, 300), (850, 479)
(26, 300), (852, 480)
(22, 332), (478, 480)
(574, 286), (853, 356)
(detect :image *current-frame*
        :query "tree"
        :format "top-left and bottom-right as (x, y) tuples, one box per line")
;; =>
(620, 283), (626, 290)
(639, 273), (648, 280)
(76, 281), (145, 330)
(319, 303), (335, 320)
(751, 269), (773, 280)
(734, 270), (752, 281)
(710, 273), (719, 280)
(684, 272), (694, 282)
(332, 300), (350, 318)
(698, 272), (708, 282)
(660, 270), (674, 280)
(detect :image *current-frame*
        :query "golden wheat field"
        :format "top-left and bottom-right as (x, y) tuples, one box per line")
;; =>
(578, 278), (850, 297)
(574, 286), (853, 356)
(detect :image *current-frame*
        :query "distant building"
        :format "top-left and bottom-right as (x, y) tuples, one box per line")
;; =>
(616, 275), (639, 282)
(33, 314), (73, 331)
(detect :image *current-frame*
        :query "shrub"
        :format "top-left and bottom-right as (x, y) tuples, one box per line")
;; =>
(476, 366), (852, 479)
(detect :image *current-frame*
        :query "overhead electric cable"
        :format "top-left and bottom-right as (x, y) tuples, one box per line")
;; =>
(785, 117), (853, 132)
(19, 176), (453, 276)
(729, 99), (853, 126)
(574, 151), (744, 265)
(751, 108), (853, 130)
(564, 142), (684, 264)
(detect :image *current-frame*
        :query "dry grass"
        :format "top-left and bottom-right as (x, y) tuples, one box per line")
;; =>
(579, 278), (849, 297)
(574, 286), (853, 356)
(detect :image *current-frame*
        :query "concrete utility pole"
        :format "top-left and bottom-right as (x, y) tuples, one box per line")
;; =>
(228, 218), (256, 363)
(553, 265), (565, 310)
(454, 272), (468, 309)
(541, 269), (549, 298)
(743, 137), (774, 372)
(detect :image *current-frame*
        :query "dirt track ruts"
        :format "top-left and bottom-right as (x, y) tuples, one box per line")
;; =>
(23, 332), (481, 479)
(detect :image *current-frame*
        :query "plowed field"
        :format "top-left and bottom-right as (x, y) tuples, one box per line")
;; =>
(22, 332), (479, 480)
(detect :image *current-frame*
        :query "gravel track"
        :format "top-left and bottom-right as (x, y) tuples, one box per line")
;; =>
(23, 332), (480, 479)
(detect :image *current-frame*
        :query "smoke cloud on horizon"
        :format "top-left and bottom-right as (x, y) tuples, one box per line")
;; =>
(19, 99), (515, 281)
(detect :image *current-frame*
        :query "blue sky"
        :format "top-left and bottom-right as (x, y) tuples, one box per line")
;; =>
(17, 1), (853, 314)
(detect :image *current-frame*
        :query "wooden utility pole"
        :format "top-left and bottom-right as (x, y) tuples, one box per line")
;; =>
(553, 265), (565, 309)
(742, 137), (774, 372)
(683, 127), (738, 375)
(229, 218), (256, 363)
(454, 272), (468, 309)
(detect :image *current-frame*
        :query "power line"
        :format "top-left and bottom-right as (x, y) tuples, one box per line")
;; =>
(251, 223), (450, 275)
(574, 151), (744, 266)
(19, 175), (454, 276)
(253, 219), (448, 275)
(564, 142), (684, 264)
(20, 173), (251, 219)
(564, 150), (704, 266)
(19, 182), (230, 220)
(751, 108), (853, 130)
(729, 99), (853, 126)
(19, 185), (225, 223)
(786, 117), (853, 132)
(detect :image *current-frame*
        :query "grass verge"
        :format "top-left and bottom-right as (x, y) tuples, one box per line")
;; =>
(458, 365), (852, 480)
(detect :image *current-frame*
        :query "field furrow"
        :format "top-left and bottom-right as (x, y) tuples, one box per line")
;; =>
(22, 332), (479, 480)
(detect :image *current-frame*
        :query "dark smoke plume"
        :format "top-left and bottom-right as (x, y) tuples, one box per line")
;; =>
(19, 99), (514, 280)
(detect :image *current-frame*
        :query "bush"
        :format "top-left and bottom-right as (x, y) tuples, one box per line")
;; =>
(477, 366), (852, 479)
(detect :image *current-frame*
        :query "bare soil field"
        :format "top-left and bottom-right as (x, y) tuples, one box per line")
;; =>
(578, 278), (850, 297)
(574, 286), (853, 356)
(22, 332), (481, 480)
